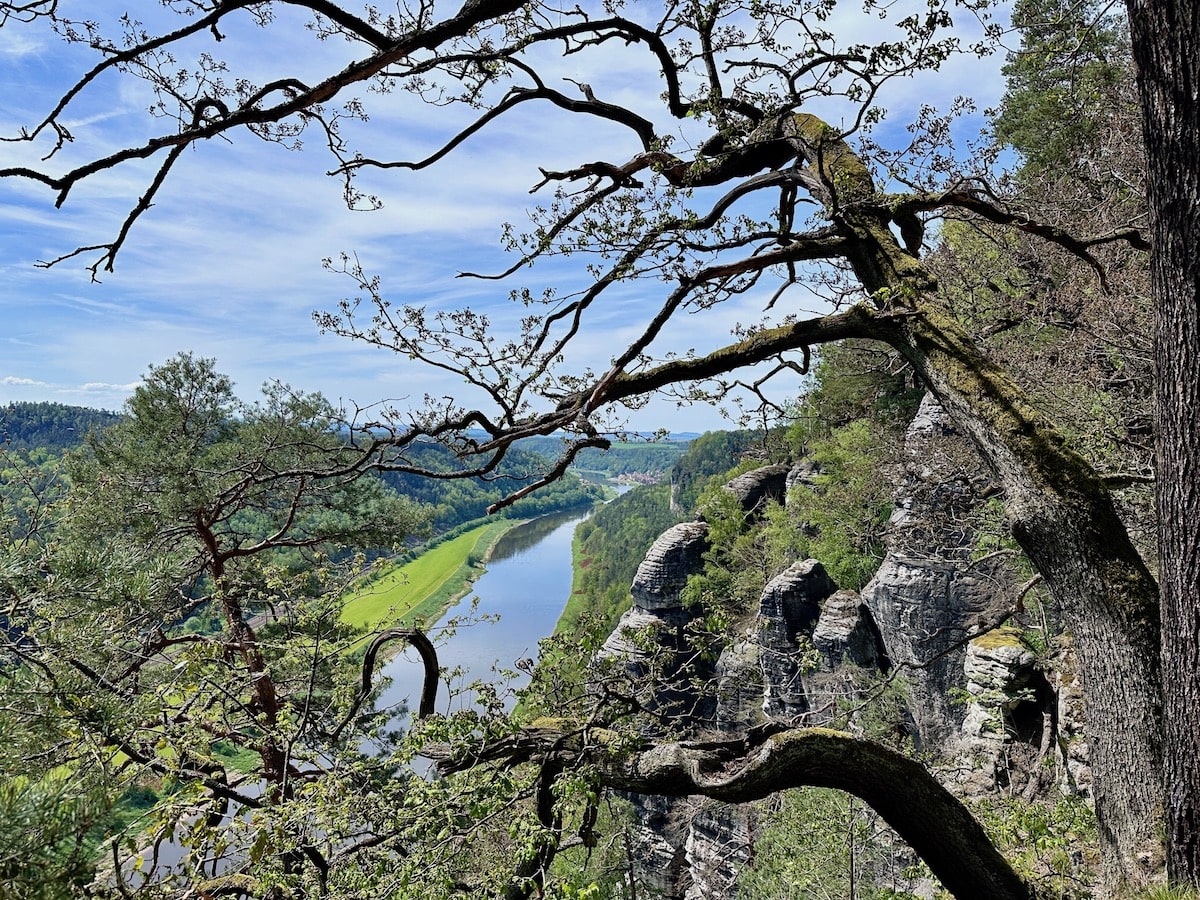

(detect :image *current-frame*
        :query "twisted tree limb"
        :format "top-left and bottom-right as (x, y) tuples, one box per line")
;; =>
(433, 724), (1039, 900)
(330, 627), (439, 740)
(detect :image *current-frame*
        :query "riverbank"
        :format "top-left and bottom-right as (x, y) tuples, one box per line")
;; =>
(340, 500), (606, 632)
(553, 527), (592, 636)
(340, 519), (518, 630)
(374, 506), (594, 722)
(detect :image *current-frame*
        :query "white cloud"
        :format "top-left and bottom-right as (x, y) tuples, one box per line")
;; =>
(0, 29), (47, 59)
(2, 376), (49, 386)
(80, 381), (141, 392)
(0, 0), (1011, 431)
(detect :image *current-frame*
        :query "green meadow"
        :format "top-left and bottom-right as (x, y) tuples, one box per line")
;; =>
(340, 520), (514, 630)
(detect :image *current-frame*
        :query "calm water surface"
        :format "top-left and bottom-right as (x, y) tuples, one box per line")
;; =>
(374, 507), (592, 723)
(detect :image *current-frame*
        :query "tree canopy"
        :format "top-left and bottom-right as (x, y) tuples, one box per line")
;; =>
(0, 402), (121, 453)
(2, 0), (1196, 896)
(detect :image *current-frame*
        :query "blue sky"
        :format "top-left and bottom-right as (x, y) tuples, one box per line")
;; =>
(0, 1), (1011, 433)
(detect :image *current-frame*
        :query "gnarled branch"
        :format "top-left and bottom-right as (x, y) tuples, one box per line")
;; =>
(433, 724), (1038, 900)
(330, 627), (439, 741)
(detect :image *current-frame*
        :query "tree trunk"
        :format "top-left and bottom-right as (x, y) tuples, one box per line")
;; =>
(833, 199), (1165, 888)
(1126, 0), (1200, 884)
(632, 117), (1168, 889)
(893, 302), (1166, 888)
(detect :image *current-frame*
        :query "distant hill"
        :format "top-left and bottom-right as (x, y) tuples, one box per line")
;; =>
(514, 434), (691, 479)
(0, 401), (122, 453)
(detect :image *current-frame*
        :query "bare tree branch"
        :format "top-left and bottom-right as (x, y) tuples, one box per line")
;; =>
(330, 627), (439, 741)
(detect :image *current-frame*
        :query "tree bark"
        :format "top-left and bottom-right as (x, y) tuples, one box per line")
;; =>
(441, 725), (1039, 900)
(778, 119), (1166, 889)
(1126, 0), (1200, 884)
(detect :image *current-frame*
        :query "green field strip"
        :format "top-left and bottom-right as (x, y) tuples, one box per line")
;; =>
(340, 520), (513, 630)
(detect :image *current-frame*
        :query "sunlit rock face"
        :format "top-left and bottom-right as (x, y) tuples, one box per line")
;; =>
(594, 431), (1090, 899)
(757, 559), (836, 720)
(599, 520), (711, 667)
(595, 521), (713, 723)
(812, 588), (885, 670)
(629, 522), (711, 616)
(948, 628), (1089, 801)
(718, 462), (790, 515)
(861, 393), (1005, 750)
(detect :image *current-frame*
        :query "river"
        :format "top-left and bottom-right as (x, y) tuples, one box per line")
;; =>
(373, 506), (592, 726)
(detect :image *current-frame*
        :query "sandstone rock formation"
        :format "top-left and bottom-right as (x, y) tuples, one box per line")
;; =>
(596, 397), (1091, 898)
(756, 559), (836, 721)
(860, 393), (1006, 749)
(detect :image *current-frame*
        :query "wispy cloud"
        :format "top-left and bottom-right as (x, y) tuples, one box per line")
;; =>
(0, 29), (47, 59)
(80, 381), (141, 392)
(2, 376), (50, 387)
(0, 0), (1009, 432)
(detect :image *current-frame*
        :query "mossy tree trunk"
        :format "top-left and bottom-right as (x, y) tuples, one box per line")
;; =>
(617, 116), (1167, 891)
(437, 725), (1040, 900)
(1127, 0), (1200, 885)
(838, 171), (1165, 893)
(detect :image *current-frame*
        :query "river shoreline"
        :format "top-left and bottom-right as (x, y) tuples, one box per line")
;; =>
(342, 502), (598, 639)
(374, 506), (596, 718)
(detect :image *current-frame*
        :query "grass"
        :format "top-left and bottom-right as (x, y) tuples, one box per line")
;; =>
(212, 741), (261, 774)
(340, 520), (515, 630)
(552, 527), (593, 636)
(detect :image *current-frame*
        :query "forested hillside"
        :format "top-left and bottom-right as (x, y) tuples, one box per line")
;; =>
(516, 435), (690, 481)
(1, 402), (121, 453)
(378, 441), (601, 530)
(0, 399), (601, 540)
(0, 403), (118, 541)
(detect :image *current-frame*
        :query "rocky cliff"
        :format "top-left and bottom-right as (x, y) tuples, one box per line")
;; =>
(594, 394), (1089, 898)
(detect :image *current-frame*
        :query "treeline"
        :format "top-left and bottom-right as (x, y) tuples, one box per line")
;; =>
(377, 443), (603, 532)
(1, 402), (120, 453)
(0, 402), (603, 543)
(516, 436), (689, 478)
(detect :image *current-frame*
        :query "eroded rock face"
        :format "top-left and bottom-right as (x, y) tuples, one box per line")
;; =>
(714, 638), (763, 732)
(597, 470), (786, 899)
(811, 588), (885, 670)
(757, 559), (837, 720)
(955, 628), (1039, 794)
(600, 521), (710, 663)
(718, 463), (790, 515)
(630, 522), (712, 615)
(624, 793), (689, 897)
(759, 559), (835, 644)
(682, 802), (752, 900)
(863, 556), (997, 747)
(597, 521), (712, 720)
(861, 393), (1005, 749)
(595, 439), (1090, 899)
(785, 458), (821, 493)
